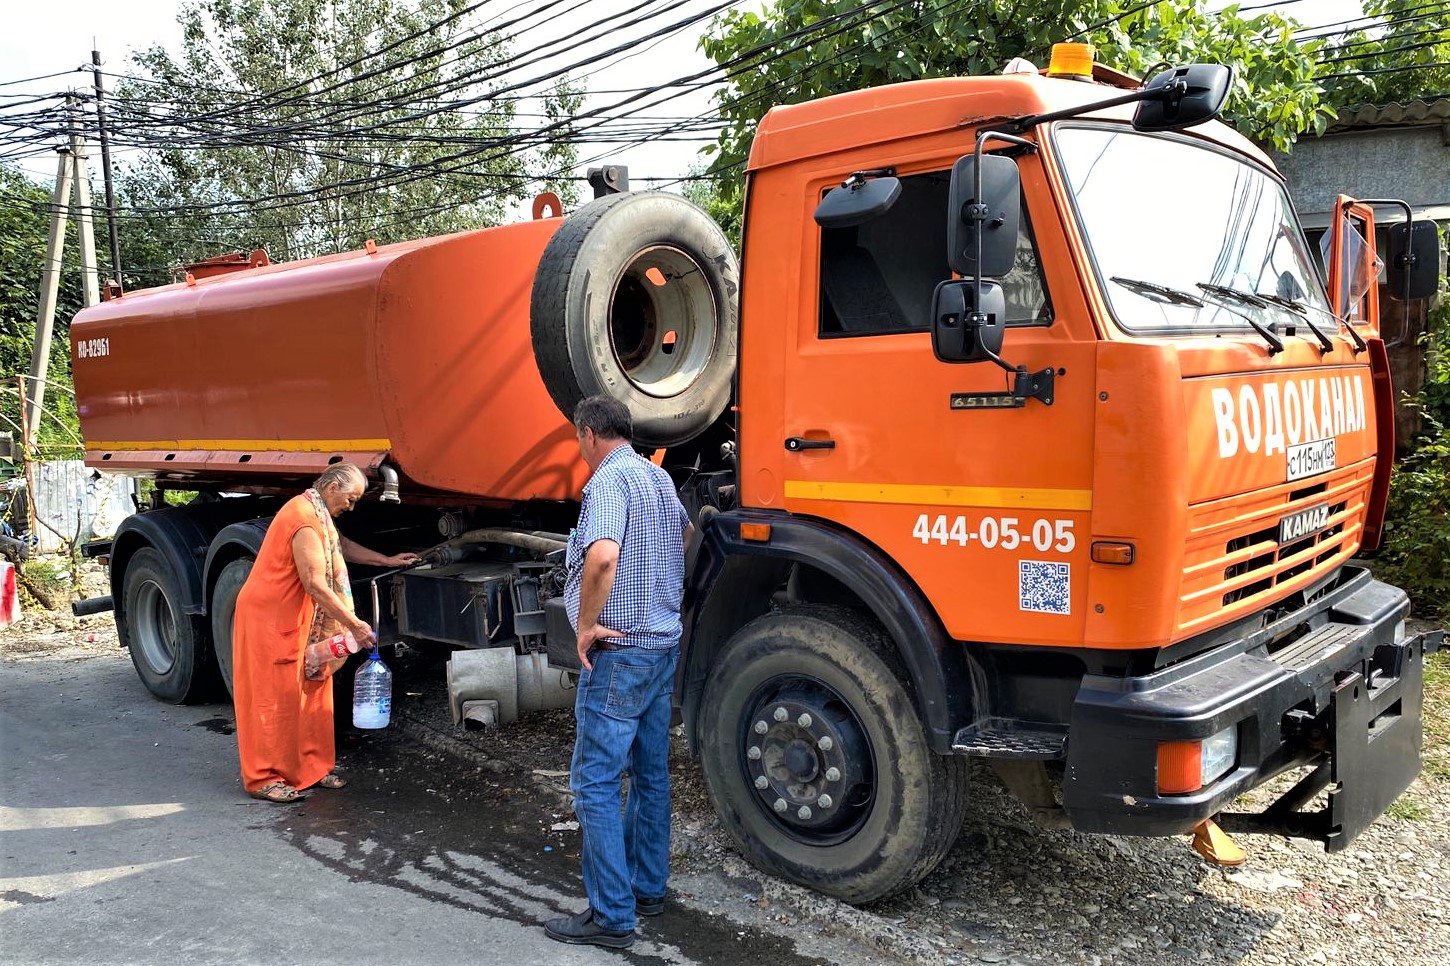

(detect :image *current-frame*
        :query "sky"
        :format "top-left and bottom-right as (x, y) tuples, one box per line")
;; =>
(0, 0), (1372, 193)
(0, 0), (732, 187)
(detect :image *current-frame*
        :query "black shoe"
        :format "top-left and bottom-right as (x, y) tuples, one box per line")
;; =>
(636, 894), (665, 917)
(544, 908), (635, 949)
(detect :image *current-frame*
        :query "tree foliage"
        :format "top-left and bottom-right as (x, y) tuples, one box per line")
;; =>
(0, 165), (84, 457)
(114, 0), (582, 282)
(1375, 267), (1450, 619)
(700, 0), (1329, 211)
(1319, 0), (1450, 109)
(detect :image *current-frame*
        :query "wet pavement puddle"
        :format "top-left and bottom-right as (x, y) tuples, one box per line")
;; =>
(268, 729), (824, 966)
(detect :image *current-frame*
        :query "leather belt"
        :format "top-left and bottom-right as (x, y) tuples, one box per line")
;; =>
(592, 640), (628, 651)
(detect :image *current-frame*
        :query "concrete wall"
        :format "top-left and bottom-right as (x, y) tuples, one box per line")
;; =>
(1275, 124), (1450, 228)
(1275, 115), (1448, 452)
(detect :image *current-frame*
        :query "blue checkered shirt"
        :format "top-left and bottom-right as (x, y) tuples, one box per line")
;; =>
(564, 445), (690, 649)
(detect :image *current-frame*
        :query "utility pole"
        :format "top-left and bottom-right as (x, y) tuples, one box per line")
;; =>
(15, 377), (39, 539)
(91, 49), (122, 290)
(66, 95), (100, 307)
(27, 146), (73, 444)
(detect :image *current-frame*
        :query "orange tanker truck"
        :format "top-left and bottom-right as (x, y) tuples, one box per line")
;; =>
(70, 46), (1443, 903)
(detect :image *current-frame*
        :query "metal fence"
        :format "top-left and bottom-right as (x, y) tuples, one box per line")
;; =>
(28, 460), (134, 553)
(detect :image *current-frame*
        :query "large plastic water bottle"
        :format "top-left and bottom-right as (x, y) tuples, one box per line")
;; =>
(352, 648), (392, 729)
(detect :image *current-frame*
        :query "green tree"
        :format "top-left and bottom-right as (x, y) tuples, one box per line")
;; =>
(1310, 5), (1449, 620)
(1374, 270), (1450, 619)
(0, 165), (84, 458)
(700, 0), (1329, 213)
(681, 165), (740, 251)
(1318, 0), (1450, 108)
(114, 0), (582, 279)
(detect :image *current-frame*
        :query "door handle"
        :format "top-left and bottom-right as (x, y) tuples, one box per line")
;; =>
(784, 436), (835, 451)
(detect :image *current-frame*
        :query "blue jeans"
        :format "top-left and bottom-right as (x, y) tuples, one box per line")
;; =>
(569, 645), (678, 932)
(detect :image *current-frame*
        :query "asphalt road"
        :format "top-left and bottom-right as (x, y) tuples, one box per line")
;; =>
(0, 647), (842, 966)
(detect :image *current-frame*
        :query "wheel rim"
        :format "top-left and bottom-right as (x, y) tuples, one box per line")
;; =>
(608, 245), (718, 399)
(133, 578), (178, 675)
(739, 676), (875, 845)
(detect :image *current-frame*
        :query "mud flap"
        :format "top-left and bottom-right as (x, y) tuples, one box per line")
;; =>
(1224, 629), (1441, 848)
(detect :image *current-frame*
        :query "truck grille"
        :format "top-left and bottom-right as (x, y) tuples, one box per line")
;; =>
(1176, 463), (1372, 636)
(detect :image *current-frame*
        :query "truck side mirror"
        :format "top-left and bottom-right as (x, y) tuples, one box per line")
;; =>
(947, 154), (1020, 278)
(1132, 64), (1232, 132)
(814, 174), (902, 229)
(931, 279), (1006, 363)
(1386, 220), (1440, 301)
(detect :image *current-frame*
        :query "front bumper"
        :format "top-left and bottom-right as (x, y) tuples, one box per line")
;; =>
(1062, 568), (1441, 849)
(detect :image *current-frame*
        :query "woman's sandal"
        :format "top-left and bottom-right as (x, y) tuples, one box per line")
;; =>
(248, 781), (306, 804)
(316, 773), (348, 790)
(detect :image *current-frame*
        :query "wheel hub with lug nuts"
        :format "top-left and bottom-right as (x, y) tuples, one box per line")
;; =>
(742, 682), (871, 838)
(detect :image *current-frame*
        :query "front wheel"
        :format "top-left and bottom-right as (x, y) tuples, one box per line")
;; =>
(697, 605), (969, 904)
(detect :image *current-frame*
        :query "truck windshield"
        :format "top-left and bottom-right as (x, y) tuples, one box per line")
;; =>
(1053, 125), (1331, 335)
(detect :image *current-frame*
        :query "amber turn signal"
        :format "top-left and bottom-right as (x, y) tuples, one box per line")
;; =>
(739, 522), (772, 542)
(1090, 541), (1135, 565)
(1157, 740), (1203, 795)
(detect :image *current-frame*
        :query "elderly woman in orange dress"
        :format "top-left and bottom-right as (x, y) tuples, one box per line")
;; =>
(232, 463), (419, 803)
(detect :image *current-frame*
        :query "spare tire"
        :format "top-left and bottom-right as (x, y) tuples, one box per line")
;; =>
(530, 191), (739, 448)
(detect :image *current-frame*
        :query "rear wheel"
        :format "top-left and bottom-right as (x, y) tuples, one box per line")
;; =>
(121, 546), (218, 704)
(697, 605), (969, 904)
(209, 557), (254, 698)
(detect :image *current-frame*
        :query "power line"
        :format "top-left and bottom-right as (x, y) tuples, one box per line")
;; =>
(1291, 2), (1450, 40)
(17, 0), (1434, 265)
(1318, 58), (1450, 79)
(1319, 36), (1450, 65)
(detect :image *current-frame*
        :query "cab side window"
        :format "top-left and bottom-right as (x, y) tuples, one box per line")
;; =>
(818, 169), (1050, 337)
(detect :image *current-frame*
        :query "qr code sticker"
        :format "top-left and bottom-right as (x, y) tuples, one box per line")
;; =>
(1019, 560), (1070, 614)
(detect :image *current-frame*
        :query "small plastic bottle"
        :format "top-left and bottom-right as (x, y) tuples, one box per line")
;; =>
(303, 631), (359, 680)
(352, 648), (392, 729)
(306, 631), (359, 664)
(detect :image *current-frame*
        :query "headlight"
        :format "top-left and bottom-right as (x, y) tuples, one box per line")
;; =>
(1158, 724), (1239, 794)
(1201, 724), (1238, 786)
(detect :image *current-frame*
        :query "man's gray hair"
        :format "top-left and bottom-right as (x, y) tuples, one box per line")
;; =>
(313, 462), (366, 492)
(573, 395), (632, 441)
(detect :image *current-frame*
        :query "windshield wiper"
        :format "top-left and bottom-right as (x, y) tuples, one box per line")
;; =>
(1199, 283), (1334, 354)
(1110, 276), (1205, 307)
(1253, 291), (1366, 354)
(1194, 283), (1284, 354)
(1194, 282), (1322, 353)
(1197, 282), (1267, 308)
(1251, 292), (1335, 353)
(1200, 279), (1345, 355)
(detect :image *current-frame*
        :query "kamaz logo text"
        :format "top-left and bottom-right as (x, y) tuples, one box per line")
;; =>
(1211, 373), (1367, 459)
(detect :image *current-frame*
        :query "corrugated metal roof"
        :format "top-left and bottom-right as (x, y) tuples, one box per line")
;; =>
(1327, 97), (1450, 133)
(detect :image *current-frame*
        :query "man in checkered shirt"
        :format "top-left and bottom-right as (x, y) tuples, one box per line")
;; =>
(545, 395), (693, 950)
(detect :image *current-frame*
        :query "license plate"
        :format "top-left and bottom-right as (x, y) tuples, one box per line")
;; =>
(1279, 503), (1330, 544)
(1287, 438), (1336, 481)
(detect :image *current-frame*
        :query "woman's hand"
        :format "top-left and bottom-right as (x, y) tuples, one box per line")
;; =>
(348, 616), (377, 647)
(385, 552), (422, 568)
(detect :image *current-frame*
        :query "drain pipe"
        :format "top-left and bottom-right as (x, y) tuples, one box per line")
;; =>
(378, 462), (401, 503)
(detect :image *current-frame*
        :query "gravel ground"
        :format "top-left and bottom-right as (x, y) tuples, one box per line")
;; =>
(4, 604), (1446, 966)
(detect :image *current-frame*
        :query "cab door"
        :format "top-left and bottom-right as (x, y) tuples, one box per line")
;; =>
(774, 166), (1096, 647)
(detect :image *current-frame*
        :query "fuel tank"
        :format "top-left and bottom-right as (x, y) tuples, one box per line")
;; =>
(70, 217), (590, 503)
